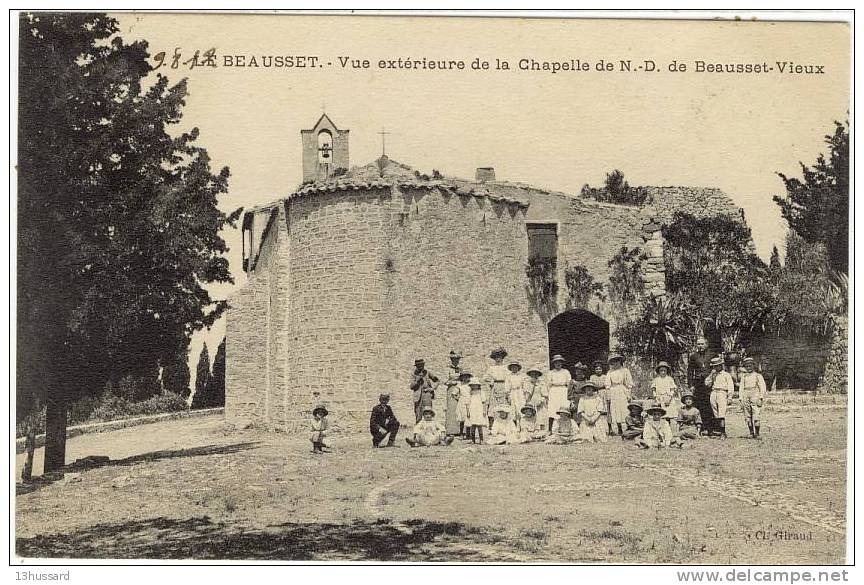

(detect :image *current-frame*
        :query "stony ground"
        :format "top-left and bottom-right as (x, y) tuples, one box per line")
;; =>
(15, 407), (847, 563)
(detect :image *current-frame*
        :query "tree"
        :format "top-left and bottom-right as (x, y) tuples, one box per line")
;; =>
(195, 338), (226, 408)
(17, 13), (240, 474)
(774, 120), (849, 274)
(191, 344), (212, 409)
(662, 212), (774, 338)
(772, 230), (836, 335)
(162, 349), (192, 400)
(769, 245), (782, 271)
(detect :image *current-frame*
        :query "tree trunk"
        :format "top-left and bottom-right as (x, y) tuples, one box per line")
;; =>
(44, 399), (68, 473)
(21, 401), (39, 482)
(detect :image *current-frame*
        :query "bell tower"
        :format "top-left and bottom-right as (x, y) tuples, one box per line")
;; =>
(301, 114), (350, 182)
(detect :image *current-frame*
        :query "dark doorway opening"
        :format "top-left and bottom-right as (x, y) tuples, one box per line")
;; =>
(547, 310), (610, 374)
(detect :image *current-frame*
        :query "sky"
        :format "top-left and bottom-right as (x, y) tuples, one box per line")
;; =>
(110, 13), (850, 379)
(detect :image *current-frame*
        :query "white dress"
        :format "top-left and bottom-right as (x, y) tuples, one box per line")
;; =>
(547, 368), (572, 420)
(523, 378), (548, 423)
(466, 388), (488, 427)
(651, 375), (679, 420)
(606, 367), (633, 424)
(506, 373), (526, 418)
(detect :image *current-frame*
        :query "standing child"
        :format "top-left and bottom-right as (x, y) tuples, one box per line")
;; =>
(576, 382), (608, 443)
(705, 355), (735, 438)
(738, 356), (767, 439)
(466, 377), (489, 444)
(524, 365), (549, 429)
(651, 361), (680, 431)
(505, 360), (526, 425)
(569, 362), (589, 422)
(590, 360), (612, 435)
(606, 354), (634, 436)
(636, 403), (680, 449)
(455, 371), (473, 439)
(622, 402), (645, 440)
(676, 392), (703, 440)
(517, 404), (546, 443)
(489, 406), (519, 445)
(547, 355), (572, 432)
(310, 405), (332, 454)
(484, 347), (511, 429)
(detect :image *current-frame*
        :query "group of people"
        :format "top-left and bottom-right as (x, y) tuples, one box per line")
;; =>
(309, 340), (768, 453)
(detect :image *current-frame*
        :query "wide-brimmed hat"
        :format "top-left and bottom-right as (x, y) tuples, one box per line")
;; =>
(627, 402), (644, 412)
(414, 358), (425, 366)
(495, 406), (511, 415)
(507, 360), (522, 371)
(608, 353), (624, 363)
(680, 392), (695, 403)
(709, 356), (724, 367)
(645, 403), (666, 416)
(449, 350), (462, 360)
(741, 356), (755, 366)
(468, 377), (482, 387)
(551, 354), (566, 364)
(422, 407), (436, 416)
(520, 404), (537, 416)
(312, 405), (329, 417)
(573, 361), (588, 371)
(458, 370), (472, 379)
(579, 381), (599, 393)
(556, 407), (572, 416)
(526, 364), (544, 376)
(655, 361), (671, 373)
(490, 347), (508, 359)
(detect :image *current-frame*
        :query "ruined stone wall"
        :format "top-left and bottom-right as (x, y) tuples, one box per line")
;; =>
(646, 186), (743, 224)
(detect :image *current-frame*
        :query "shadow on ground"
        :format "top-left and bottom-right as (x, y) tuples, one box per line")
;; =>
(17, 516), (504, 561)
(16, 442), (261, 496)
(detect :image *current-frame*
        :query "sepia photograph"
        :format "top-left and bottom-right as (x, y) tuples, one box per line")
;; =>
(11, 10), (852, 567)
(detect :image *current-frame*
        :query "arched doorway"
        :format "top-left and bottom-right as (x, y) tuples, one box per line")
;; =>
(547, 310), (610, 373)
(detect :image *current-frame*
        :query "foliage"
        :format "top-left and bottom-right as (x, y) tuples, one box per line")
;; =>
(770, 230), (840, 336)
(526, 256), (558, 306)
(162, 346), (191, 400)
(607, 247), (647, 320)
(774, 120), (849, 274)
(614, 295), (692, 367)
(580, 170), (651, 206)
(192, 344), (212, 408)
(563, 265), (605, 310)
(113, 367), (162, 402)
(662, 212), (774, 334)
(17, 13), (239, 468)
(193, 338), (225, 409)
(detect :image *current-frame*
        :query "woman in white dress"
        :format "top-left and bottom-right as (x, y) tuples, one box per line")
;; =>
(606, 353), (634, 436)
(505, 360), (526, 424)
(483, 347), (511, 429)
(523, 365), (549, 429)
(546, 354), (572, 432)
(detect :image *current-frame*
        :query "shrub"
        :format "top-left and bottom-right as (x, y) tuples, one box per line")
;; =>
(581, 170), (651, 206)
(526, 256), (558, 306)
(564, 264), (605, 309)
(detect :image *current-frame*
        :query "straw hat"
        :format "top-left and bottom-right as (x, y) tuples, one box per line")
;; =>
(741, 356), (755, 366)
(468, 377), (482, 387)
(579, 381), (599, 393)
(490, 347), (508, 359)
(627, 402), (644, 412)
(645, 403), (666, 416)
(680, 392), (695, 403)
(551, 354), (566, 364)
(655, 361), (671, 373)
(608, 353), (624, 364)
(422, 407), (436, 416)
(526, 364), (544, 376)
(556, 407), (572, 416)
(520, 404), (537, 416)
(507, 360), (522, 371)
(312, 405), (329, 417)
(458, 370), (472, 380)
(709, 356), (724, 367)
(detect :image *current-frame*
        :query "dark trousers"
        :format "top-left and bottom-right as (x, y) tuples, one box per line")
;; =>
(693, 384), (715, 433)
(372, 420), (400, 446)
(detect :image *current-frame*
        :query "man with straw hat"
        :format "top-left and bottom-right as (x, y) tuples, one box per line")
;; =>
(410, 358), (439, 423)
(738, 356), (767, 439)
(705, 355), (734, 438)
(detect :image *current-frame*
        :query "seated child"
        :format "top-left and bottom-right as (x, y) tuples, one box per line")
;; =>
(489, 405), (519, 445)
(636, 403), (681, 449)
(622, 402), (645, 440)
(576, 382), (608, 443)
(406, 408), (454, 447)
(310, 405), (332, 454)
(545, 407), (582, 444)
(676, 392), (703, 440)
(517, 404), (546, 443)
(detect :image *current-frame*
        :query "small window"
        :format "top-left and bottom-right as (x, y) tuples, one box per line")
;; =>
(527, 223), (558, 260)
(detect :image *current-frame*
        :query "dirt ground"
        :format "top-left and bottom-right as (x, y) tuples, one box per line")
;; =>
(15, 407), (848, 563)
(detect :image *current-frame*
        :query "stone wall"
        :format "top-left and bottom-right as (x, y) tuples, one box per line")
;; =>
(742, 329), (835, 392)
(646, 186), (743, 224)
